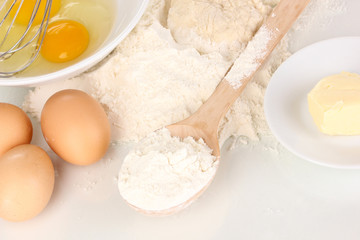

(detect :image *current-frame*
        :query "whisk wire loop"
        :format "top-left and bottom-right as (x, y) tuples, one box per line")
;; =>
(0, 0), (52, 77)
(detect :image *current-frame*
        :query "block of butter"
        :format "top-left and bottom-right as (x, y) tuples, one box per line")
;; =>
(308, 71), (360, 135)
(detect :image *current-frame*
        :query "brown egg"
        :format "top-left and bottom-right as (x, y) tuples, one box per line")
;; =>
(0, 103), (33, 157)
(0, 144), (55, 222)
(41, 89), (111, 166)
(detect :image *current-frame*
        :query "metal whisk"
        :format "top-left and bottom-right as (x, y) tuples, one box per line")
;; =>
(0, 0), (52, 77)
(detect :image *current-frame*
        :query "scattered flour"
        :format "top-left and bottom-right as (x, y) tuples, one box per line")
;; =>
(118, 128), (218, 211)
(23, 0), (346, 149)
(24, 22), (230, 143)
(292, 0), (347, 31)
(226, 26), (274, 89)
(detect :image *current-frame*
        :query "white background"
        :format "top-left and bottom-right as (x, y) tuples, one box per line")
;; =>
(1, 0), (360, 239)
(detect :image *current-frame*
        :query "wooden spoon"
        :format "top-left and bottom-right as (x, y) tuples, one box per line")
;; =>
(133, 0), (310, 216)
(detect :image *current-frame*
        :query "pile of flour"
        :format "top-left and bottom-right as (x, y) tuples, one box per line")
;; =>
(118, 128), (218, 211)
(23, 0), (346, 148)
(167, 0), (278, 61)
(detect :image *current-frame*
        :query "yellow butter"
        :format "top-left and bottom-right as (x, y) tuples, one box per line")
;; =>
(307, 72), (360, 135)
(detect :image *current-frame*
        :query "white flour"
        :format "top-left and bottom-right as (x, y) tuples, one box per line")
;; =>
(118, 128), (218, 211)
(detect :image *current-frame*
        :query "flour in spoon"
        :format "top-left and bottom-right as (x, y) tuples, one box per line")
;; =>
(118, 128), (218, 211)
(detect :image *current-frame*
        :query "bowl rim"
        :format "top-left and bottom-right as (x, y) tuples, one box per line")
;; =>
(0, 0), (149, 87)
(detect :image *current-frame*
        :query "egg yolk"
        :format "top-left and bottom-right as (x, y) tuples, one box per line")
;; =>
(40, 20), (89, 63)
(10, 0), (61, 25)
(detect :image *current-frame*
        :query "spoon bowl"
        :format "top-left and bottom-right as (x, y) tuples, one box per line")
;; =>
(126, 173), (217, 216)
(167, 119), (220, 157)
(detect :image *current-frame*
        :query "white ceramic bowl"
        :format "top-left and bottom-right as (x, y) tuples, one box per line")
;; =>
(0, 0), (149, 87)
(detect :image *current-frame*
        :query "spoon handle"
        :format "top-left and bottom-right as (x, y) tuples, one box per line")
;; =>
(191, 0), (310, 132)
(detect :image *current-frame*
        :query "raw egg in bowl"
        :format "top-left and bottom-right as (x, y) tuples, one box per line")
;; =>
(0, 0), (149, 86)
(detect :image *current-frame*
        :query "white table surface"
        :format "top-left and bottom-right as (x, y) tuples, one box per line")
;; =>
(1, 1), (360, 239)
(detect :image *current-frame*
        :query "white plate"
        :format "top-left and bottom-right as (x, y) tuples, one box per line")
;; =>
(265, 37), (360, 169)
